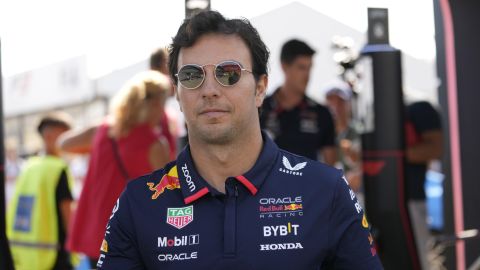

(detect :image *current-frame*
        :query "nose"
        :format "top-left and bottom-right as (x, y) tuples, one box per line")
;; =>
(199, 66), (222, 98)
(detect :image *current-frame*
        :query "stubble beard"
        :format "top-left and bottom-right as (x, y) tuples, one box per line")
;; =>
(189, 121), (238, 146)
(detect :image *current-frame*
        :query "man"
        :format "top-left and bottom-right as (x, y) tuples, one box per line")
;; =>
(97, 11), (383, 269)
(405, 101), (443, 270)
(325, 84), (361, 193)
(7, 112), (74, 270)
(261, 39), (336, 165)
(150, 47), (170, 75)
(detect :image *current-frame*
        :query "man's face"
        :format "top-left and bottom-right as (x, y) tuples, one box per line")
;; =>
(175, 33), (267, 145)
(282, 55), (312, 94)
(43, 125), (70, 152)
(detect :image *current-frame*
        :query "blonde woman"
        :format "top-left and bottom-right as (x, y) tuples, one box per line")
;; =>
(58, 70), (171, 266)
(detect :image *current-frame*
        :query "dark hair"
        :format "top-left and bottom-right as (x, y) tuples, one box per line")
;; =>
(280, 39), (315, 64)
(168, 10), (269, 84)
(149, 47), (168, 71)
(37, 112), (72, 134)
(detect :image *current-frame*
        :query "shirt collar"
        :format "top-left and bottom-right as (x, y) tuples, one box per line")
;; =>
(271, 87), (308, 113)
(176, 131), (279, 204)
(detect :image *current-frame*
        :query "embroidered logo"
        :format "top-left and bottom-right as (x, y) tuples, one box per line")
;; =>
(362, 213), (369, 228)
(263, 222), (300, 237)
(166, 206), (194, 229)
(259, 196), (304, 218)
(147, 166), (180, 200)
(259, 242), (304, 251)
(280, 156), (307, 176)
(181, 163), (196, 192)
(100, 239), (108, 252)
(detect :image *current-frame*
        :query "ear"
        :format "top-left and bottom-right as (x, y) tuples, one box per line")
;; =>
(255, 74), (268, 108)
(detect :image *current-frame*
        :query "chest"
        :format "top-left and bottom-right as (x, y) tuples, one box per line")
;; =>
(264, 108), (324, 142)
(135, 193), (330, 270)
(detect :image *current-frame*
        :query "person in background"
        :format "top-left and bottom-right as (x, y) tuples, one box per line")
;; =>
(149, 47), (170, 75)
(96, 11), (382, 269)
(325, 84), (362, 193)
(260, 39), (336, 165)
(405, 101), (443, 270)
(7, 112), (74, 270)
(150, 47), (178, 158)
(59, 70), (171, 267)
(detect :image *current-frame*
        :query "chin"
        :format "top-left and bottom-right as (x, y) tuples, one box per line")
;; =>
(195, 126), (236, 145)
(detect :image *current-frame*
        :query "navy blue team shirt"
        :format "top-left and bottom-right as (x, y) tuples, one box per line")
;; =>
(97, 133), (383, 269)
(260, 89), (336, 160)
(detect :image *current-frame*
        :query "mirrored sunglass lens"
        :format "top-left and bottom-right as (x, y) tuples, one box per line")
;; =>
(215, 62), (242, 86)
(178, 65), (204, 89)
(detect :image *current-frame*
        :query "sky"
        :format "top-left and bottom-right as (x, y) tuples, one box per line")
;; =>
(0, 0), (436, 78)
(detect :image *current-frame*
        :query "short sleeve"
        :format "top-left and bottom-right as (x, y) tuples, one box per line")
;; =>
(327, 175), (383, 269)
(55, 169), (73, 202)
(97, 190), (144, 269)
(408, 101), (441, 133)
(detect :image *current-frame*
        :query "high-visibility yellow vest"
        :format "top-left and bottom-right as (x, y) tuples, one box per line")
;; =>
(6, 156), (73, 270)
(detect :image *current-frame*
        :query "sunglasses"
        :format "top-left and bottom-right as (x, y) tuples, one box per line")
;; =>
(175, 60), (253, 90)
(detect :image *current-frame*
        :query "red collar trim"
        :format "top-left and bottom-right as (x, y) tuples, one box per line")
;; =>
(184, 187), (209, 204)
(235, 175), (258, 195)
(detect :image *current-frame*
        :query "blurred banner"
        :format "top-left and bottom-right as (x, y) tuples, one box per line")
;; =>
(3, 56), (92, 117)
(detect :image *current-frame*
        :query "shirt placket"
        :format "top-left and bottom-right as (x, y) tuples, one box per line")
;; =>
(223, 178), (238, 257)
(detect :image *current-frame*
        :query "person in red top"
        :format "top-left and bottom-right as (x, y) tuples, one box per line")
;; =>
(150, 47), (177, 159)
(58, 70), (172, 266)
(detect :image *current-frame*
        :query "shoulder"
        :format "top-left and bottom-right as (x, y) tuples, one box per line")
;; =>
(277, 150), (342, 188)
(124, 160), (180, 200)
(262, 94), (275, 109)
(305, 97), (331, 114)
(407, 101), (441, 130)
(126, 160), (176, 187)
(407, 101), (438, 115)
(34, 156), (69, 170)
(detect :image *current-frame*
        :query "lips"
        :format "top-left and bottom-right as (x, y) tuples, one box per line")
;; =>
(200, 108), (227, 114)
(198, 108), (229, 118)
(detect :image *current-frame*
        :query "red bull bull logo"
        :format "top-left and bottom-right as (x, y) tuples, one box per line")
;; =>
(284, 204), (303, 211)
(147, 166), (180, 199)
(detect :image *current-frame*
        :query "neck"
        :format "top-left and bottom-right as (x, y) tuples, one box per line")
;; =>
(335, 117), (349, 134)
(45, 146), (59, 157)
(277, 85), (304, 109)
(188, 127), (263, 194)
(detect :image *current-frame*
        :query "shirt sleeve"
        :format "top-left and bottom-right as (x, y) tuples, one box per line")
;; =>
(327, 174), (384, 269)
(55, 169), (73, 202)
(97, 189), (144, 269)
(408, 101), (441, 133)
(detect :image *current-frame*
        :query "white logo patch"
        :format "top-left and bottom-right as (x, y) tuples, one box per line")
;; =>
(259, 242), (304, 251)
(158, 235), (199, 247)
(182, 163), (196, 192)
(342, 175), (363, 214)
(158, 252), (198, 261)
(280, 156), (307, 176)
(263, 222), (299, 237)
